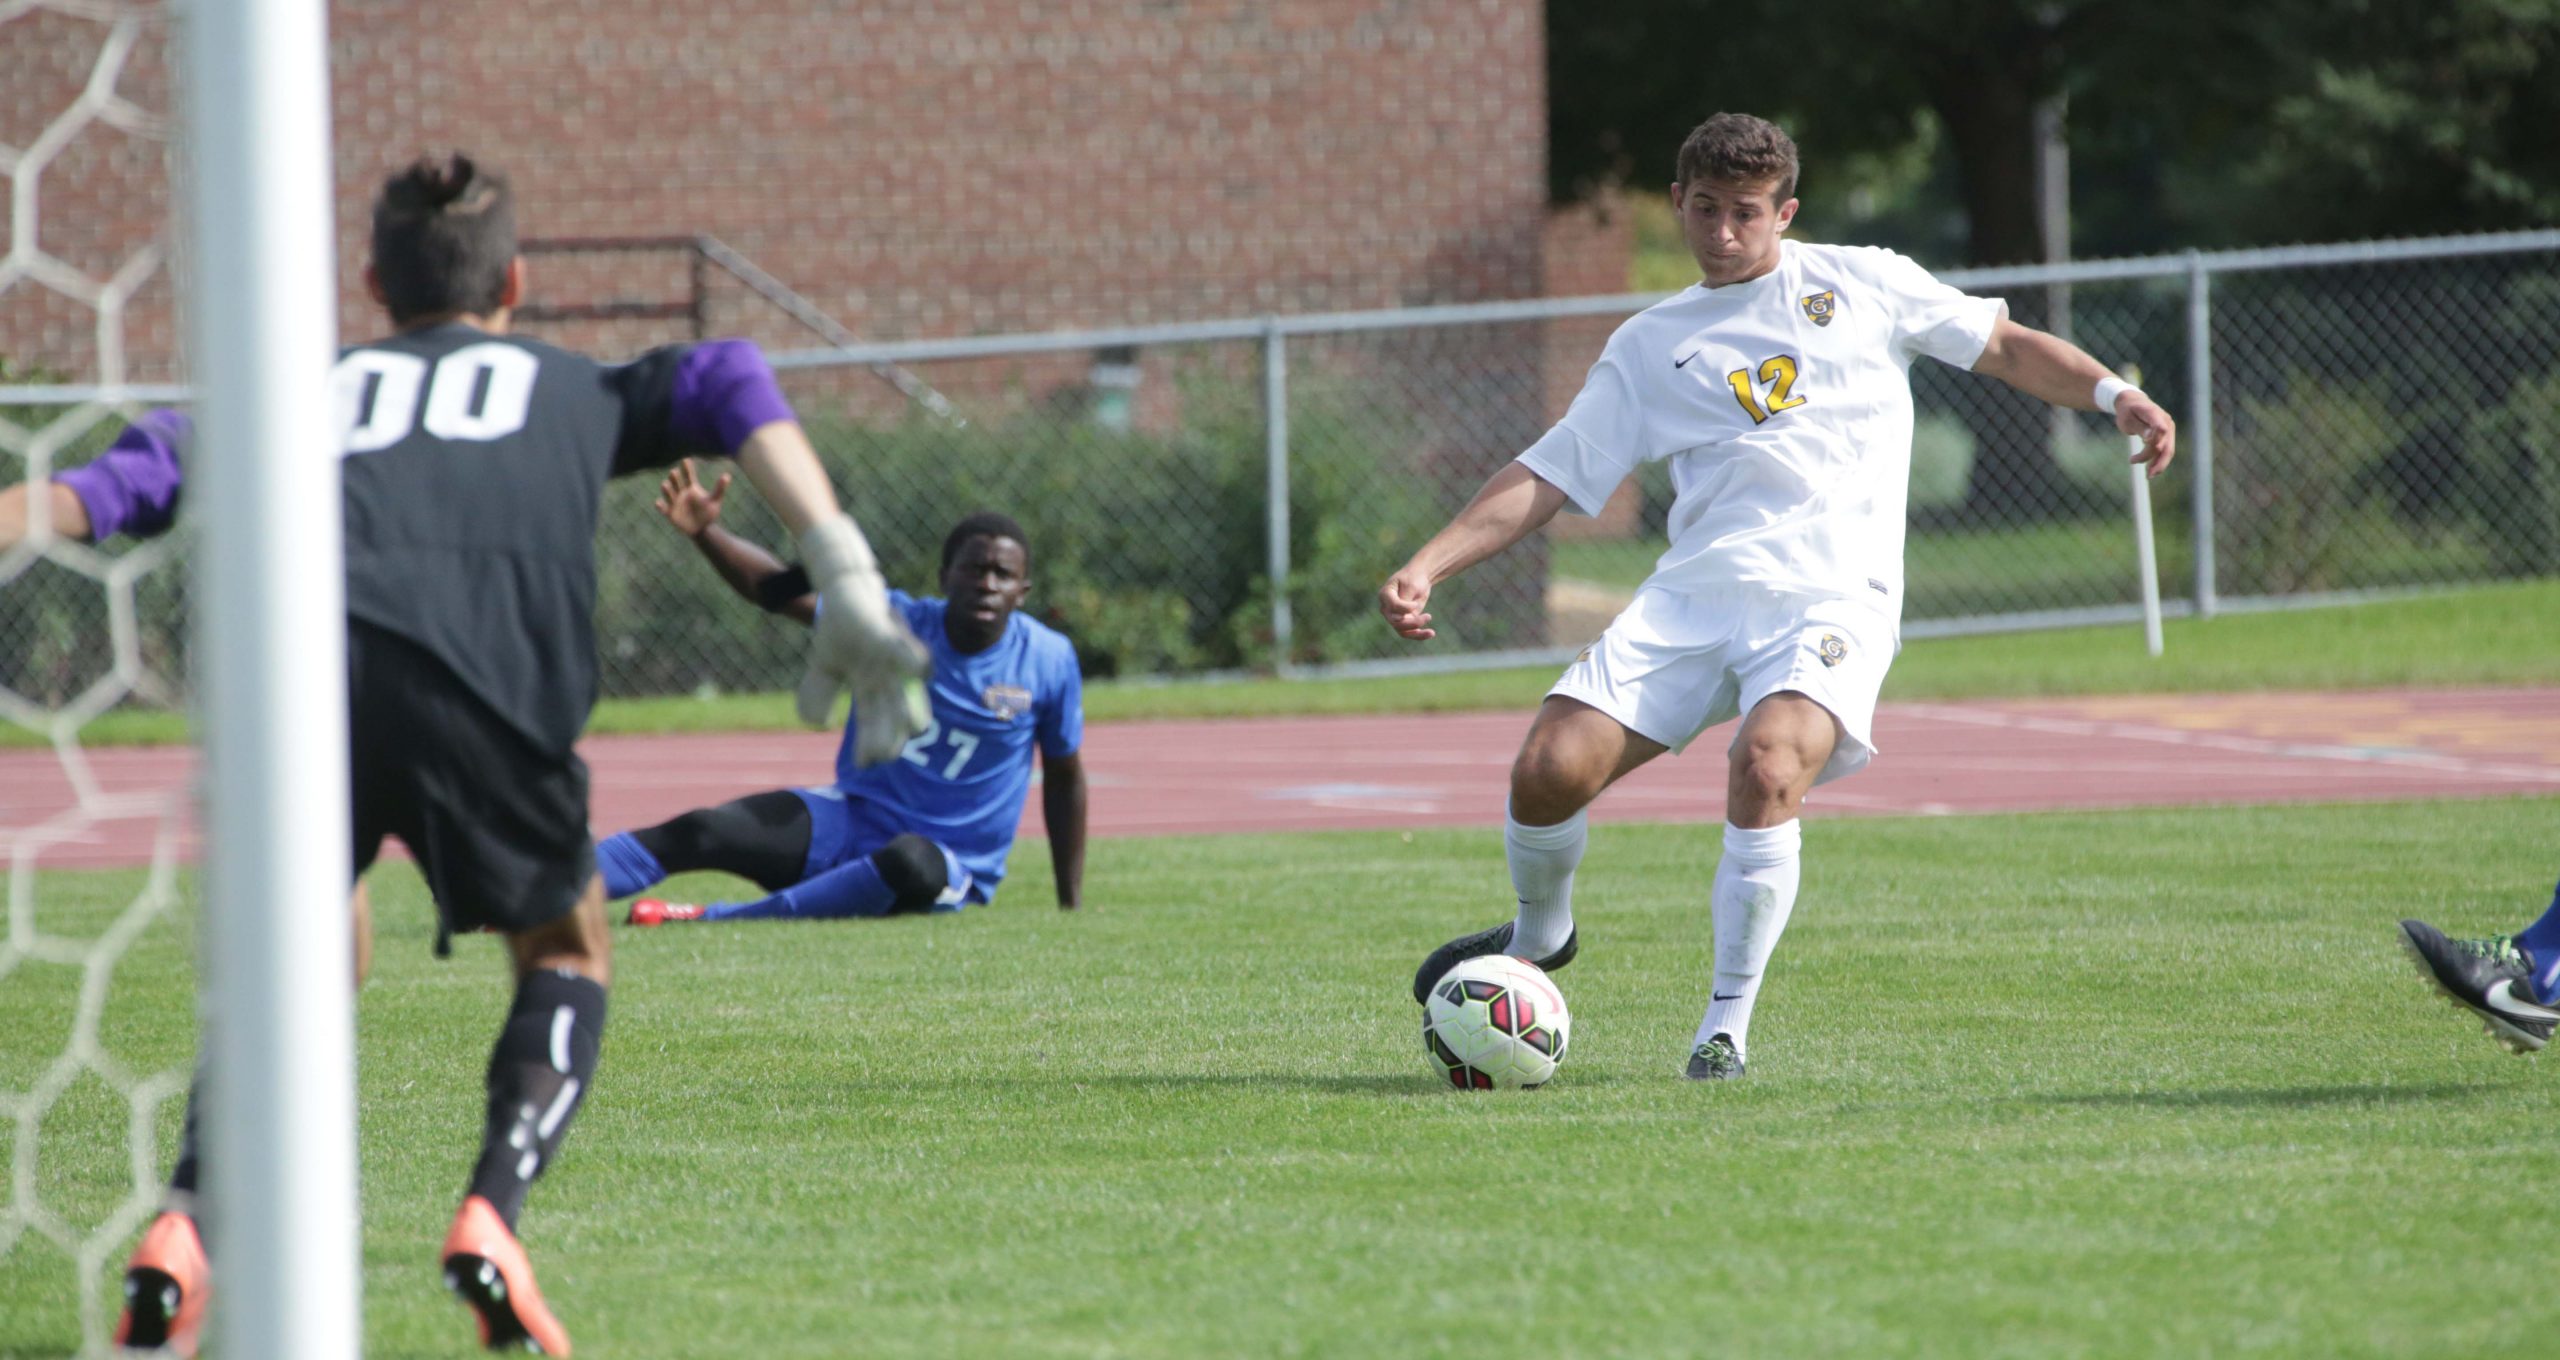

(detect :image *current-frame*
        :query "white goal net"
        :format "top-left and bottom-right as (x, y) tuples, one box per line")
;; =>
(1, 4), (194, 1352)
(2, 1), (357, 1354)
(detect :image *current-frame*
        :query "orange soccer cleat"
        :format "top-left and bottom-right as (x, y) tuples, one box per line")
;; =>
(441, 1195), (572, 1355)
(624, 898), (705, 928)
(114, 1210), (210, 1357)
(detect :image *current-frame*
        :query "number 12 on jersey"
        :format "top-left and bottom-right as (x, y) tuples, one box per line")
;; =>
(1726, 354), (1808, 425)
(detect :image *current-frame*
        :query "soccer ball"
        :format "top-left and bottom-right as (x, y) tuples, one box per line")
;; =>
(1421, 954), (1571, 1090)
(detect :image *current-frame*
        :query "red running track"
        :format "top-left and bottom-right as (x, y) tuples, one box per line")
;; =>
(4, 687), (2555, 870)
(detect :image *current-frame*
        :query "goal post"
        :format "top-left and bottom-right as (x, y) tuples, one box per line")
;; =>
(179, 0), (361, 1354)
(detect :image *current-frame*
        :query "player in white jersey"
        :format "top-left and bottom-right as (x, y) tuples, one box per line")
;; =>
(1382, 113), (2176, 1079)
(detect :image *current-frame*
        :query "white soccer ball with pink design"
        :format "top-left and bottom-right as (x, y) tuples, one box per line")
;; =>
(1422, 954), (1571, 1089)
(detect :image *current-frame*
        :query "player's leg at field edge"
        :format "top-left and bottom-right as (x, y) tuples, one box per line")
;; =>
(1724, 692), (1836, 829)
(1501, 697), (1666, 956)
(1508, 695), (1667, 825)
(144, 881), (370, 1219)
(597, 789), (813, 899)
(467, 873), (611, 1228)
(350, 879), (374, 987)
(440, 874), (610, 1351)
(1697, 691), (1835, 1061)
(2512, 877), (2560, 1003)
(509, 873), (612, 985)
(116, 876), (382, 1349)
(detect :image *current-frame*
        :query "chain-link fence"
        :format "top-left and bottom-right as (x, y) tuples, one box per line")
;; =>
(737, 229), (2560, 683)
(7, 229), (2559, 707)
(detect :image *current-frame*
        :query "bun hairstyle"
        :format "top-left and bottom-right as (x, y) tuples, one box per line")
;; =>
(369, 153), (517, 324)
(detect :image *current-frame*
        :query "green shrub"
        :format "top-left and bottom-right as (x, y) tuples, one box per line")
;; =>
(1908, 413), (1976, 512)
(2216, 374), (2402, 594)
(592, 368), (1486, 690)
(2462, 369), (2560, 578)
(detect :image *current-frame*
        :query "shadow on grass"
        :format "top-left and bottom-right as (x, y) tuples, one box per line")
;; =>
(2041, 1082), (2503, 1110)
(1076, 1071), (1643, 1095)
(832, 1070), (1640, 1097)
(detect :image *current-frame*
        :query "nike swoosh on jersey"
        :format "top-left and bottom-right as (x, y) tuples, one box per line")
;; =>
(1673, 351), (1698, 369)
(2484, 979), (2560, 1021)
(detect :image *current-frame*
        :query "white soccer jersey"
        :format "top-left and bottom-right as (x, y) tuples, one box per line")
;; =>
(1520, 240), (2006, 617)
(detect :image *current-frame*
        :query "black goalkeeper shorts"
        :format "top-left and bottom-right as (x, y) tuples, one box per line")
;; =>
(347, 621), (595, 941)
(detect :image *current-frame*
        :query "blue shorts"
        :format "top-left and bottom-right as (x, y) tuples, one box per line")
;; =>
(791, 786), (986, 909)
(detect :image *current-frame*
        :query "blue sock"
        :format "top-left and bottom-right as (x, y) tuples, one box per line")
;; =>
(2513, 878), (2560, 1004)
(704, 855), (898, 921)
(596, 833), (666, 899)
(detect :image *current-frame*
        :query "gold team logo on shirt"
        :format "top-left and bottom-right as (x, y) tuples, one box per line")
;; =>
(1817, 633), (1848, 667)
(1800, 291), (1837, 327)
(982, 684), (1034, 720)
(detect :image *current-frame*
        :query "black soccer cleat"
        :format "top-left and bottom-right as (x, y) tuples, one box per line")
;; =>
(2398, 918), (2559, 1054)
(1411, 922), (1578, 1004)
(1685, 1033), (1747, 1081)
(113, 1210), (207, 1356)
(116, 1267), (187, 1352)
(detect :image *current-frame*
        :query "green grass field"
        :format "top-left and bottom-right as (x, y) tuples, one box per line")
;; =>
(8, 796), (2560, 1357)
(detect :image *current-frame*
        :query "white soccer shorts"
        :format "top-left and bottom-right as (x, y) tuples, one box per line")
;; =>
(1549, 583), (1899, 786)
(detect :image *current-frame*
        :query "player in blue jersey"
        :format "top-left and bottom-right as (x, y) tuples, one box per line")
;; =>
(2400, 880), (2560, 1053)
(598, 460), (1087, 921)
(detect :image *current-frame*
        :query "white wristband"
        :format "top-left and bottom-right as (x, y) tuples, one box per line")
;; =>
(2093, 375), (2140, 413)
(796, 512), (878, 595)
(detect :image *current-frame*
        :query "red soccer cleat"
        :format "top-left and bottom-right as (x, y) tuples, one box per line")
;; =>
(114, 1210), (210, 1357)
(624, 898), (704, 927)
(441, 1195), (572, 1355)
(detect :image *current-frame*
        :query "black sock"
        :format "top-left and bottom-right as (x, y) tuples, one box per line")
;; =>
(165, 1066), (205, 1222)
(467, 969), (607, 1230)
(631, 789), (812, 892)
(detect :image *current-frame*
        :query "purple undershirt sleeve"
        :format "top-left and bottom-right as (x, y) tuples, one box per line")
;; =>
(55, 408), (190, 541)
(668, 340), (796, 455)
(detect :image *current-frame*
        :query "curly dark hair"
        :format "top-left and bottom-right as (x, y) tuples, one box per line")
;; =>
(1674, 113), (1799, 203)
(941, 510), (1030, 572)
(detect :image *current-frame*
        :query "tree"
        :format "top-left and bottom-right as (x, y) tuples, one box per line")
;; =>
(1551, 0), (2560, 259)
(1559, 2), (2320, 258)
(2208, 0), (2560, 242)
(1549, 2), (2274, 515)
(1546, 0), (2560, 517)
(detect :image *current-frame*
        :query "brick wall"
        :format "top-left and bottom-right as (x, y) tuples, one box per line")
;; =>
(2, 0), (1607, 382)
(0, 5), (181, 384)
(1539, 188), (1644, 538)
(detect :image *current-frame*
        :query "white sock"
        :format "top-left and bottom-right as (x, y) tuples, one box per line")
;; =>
(1696, 819), (1802, 1057)
(1505, 806), (1587, 958)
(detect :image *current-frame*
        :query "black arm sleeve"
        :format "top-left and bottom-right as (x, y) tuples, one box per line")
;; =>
(755, 564), (814, 613)
(603, 345), (696, 477)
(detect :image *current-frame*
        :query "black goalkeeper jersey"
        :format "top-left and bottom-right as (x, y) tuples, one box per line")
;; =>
(336, 323), (703, 757)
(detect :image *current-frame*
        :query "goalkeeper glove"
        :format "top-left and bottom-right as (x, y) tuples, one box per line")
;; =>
(796, 513), (930, 765)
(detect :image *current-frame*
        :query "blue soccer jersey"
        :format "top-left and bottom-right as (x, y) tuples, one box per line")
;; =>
(829, 591), (1083, 896)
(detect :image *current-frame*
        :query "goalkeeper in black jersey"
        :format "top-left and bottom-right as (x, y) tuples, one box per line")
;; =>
(96, 154), (924, 1357)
